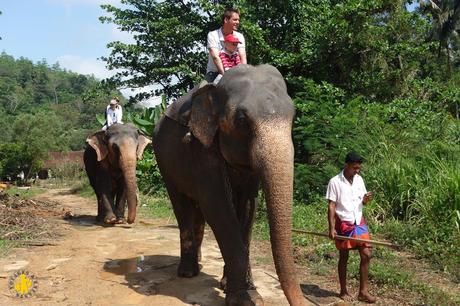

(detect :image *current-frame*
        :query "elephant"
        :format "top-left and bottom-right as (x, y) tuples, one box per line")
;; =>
(152, 64), (306, 306)
(84, 123), (151, 224)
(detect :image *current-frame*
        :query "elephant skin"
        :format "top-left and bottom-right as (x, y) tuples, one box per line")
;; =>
(84, 123), (151, 224)
(153, 64), (306, 306)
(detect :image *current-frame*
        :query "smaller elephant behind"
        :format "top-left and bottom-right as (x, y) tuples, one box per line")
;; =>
(84, 123), (151, 224)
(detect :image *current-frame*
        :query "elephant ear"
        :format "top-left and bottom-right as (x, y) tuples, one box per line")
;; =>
(189, 84), (223, 148)
(86, 130), (108, 162)
(137, 135), (152, 160)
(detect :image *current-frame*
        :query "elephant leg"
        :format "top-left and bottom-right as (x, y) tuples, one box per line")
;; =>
(114, 184), (127, 223)
(221, 173), (259, 291)
(196, 180), (263, 306)
(94, 172), (117, 224)
(96, 195), (105, 222)
(221, 194), (257, 291)
(100, 193), (117, 223)
(240, 196), (257, 288)
(167, 186), (202, 278)
(202, 201), (263, 305)
(192, 201), (205, 262)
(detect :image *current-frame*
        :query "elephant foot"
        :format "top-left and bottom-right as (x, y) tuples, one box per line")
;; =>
(103, 213), (117, 224)
(114, 217), (126, 224)
(225, 289), (264, 306)
(178, 260), (200, 278)
(221, 276), (255, 292)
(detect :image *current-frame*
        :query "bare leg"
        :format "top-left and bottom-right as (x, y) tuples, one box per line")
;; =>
(358, 246), (376, 303)
(338, 249), (352, 301)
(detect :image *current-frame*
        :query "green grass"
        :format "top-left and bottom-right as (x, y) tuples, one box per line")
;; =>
(252, 193), (460, 305)
(71, 180), (96, 199)
(138, 194), (174, 220)
(5, 186), (45, 199)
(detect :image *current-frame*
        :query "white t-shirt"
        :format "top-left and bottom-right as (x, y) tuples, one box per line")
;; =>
(106, 105), (123, 127)
(325, 171), (367, 224)
(206, 28), (245, 73)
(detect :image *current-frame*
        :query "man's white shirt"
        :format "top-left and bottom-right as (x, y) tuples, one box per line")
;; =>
(206, 28), (245, 73)
(106, 105), (123, 127)
(326, 171), (367, 224)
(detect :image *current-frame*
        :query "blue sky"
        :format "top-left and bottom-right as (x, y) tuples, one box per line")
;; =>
(0, 0), (128, 80)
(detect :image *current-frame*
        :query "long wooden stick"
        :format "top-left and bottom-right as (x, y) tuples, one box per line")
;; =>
(292, 228), (399, 249)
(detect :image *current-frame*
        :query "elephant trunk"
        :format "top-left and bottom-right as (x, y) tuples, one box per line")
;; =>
(253, 120), (306, 306)
(119, 151), (138, 224)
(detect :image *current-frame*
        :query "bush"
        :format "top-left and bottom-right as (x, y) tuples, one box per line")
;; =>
(291, 77), (460, 280)
(136, 149), (166, 196)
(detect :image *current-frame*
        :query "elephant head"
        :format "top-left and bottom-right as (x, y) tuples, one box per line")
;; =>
(86, 123), (151, 224)
(188, 65), (304, 305)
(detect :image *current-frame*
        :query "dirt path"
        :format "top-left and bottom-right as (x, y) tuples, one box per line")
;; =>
(0, 189), (322, 306)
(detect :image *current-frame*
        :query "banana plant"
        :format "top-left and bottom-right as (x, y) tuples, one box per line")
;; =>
(131, 94), (168, 135)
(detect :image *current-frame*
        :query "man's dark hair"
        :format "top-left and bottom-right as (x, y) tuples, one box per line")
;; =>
(345, 151), (364, 164)
(222, 8), (240, 25)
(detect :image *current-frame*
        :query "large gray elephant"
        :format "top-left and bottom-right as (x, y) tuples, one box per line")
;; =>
(84, 123), (151, 224)
(152, 64), (306, 306)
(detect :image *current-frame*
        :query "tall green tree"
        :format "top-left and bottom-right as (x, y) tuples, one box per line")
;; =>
(101, 0), (435, 101)
(419, 0), (460, 60)
(419, 0), (460, 117)
(100, 0), (224, 100)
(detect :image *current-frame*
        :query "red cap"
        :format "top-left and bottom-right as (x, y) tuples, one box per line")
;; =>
(224, 34), (241, 44)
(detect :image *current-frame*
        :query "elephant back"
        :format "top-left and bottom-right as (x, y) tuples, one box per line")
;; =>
(164, 80), (209, 126)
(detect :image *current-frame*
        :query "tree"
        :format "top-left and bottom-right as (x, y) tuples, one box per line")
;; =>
(0, 143), (37, 181)
(100, 0), (222, 100)
(101, 0), (435, 101)
(419, 0), (460, 117)
(419, 0), (460, 59)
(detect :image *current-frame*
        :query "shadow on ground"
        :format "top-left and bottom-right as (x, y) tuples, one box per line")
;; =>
(102, 255), (225, 305)
(63, 214), (128, 229)
(301, 283), (339, 305)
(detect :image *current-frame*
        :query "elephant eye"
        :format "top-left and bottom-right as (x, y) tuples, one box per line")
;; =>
(111, 143), (120, 153)
(235, 109), (248, 127)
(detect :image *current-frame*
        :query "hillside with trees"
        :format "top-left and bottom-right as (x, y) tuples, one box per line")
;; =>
(0, 53), (118, 180)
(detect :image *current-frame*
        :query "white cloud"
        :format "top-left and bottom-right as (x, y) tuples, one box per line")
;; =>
(56, 55), (162, 104)
(56, 55), (113, 80)
(120, 85), (163, 107)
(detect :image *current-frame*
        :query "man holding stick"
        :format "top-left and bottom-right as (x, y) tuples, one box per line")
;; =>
(326, 152), (376, 303)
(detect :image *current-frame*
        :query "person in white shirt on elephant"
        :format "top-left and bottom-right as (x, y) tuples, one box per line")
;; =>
(102, 97), (123, 130)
